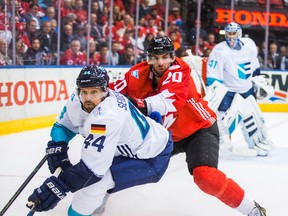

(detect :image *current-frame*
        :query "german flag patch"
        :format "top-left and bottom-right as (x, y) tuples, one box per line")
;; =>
(90, 124), (106, 135)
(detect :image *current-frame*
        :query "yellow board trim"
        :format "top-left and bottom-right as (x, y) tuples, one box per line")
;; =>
(259, 104), (288, 112)
(0, 114), (57, 136)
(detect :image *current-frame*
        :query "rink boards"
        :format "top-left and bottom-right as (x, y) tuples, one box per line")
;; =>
(0, 66), (287, 135)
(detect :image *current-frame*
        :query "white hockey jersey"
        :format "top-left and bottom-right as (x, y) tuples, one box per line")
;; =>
(55, 90), (169, 178)
(206, 37), (260, 93)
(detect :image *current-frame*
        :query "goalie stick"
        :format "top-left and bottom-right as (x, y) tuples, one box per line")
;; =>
(0, 154), (48, 216)
(185, 49), (207, 94)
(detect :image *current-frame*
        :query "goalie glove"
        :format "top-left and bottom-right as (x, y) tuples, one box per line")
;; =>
(125, 95), (148, 115)
(251, 75), (274, 100)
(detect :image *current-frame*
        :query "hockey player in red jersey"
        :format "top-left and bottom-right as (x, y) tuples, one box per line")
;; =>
(110, 36), (266, 216)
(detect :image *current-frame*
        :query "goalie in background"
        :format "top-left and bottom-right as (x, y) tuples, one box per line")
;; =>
(110, 36), (267, 216)
(206, 21), (274, 156)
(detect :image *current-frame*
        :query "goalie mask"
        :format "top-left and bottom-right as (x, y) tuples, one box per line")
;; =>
(225, 22), (242, 49)
(76, 65), (109, 93)
(146, 36), (175, 64)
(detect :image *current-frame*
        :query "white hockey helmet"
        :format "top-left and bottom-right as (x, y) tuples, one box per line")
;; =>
(224, 22), (242, 49)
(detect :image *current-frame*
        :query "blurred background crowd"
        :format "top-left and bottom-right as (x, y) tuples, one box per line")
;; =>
(0, 0), (287, 70)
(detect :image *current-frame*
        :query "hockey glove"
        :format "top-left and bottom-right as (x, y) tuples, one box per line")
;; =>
(27, 176), (68, 212)
(46, 141), (72, 174)
(125, 95), (148, 115)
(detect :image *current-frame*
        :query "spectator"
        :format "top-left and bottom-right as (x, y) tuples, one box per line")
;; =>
(115, 14), (133, 39)
(0, 39), (12, 65)
(276, 45), (288, 70)
(118, 28), (134, 54)
(38, 20), (57, 63)
(145, 7), (164, 30)
(26, 19), (39, 43)
(83, 39), (100, 65)
(50, 19), (58, 34)
(143, 33), (154, 51)
(23, 37), (48, 65)
(98, 44), (109, 65)
(60, 23), (74, 54)
(72, 0), (87, 24)
(151, 0), (165, 18)
(169, 31), (181, 51)
(40, 6), (56, 24)
(11, 36), (27, 65)
(268, 42), (279, 69)
(119, 43), (138, 65)
(74, 23), (87, 52)
(106, 41), (120, 66)
(189, 19), (208, 46)
(168, 7), (182, 26)
(91, 1), (104, 25)
(22, 3), (42, 29)
(192, 36), (205, 57)
(204, 32), (217, 51)
(123, 0), (136, 18)
(256, 45), (265, 69)
(139, 0), (151, 19)
(166, 21), (182, 45)
(112, 5), (123, 25)
(60, 38), (87, 65)
(145, 17), (158, 37)
(90, 13), (106, 47)
(60, 0), (74, 18)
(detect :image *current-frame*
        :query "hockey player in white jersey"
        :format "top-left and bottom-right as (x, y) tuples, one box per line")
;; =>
(206, 22), (274, 156)
(26, 65), (173, 215)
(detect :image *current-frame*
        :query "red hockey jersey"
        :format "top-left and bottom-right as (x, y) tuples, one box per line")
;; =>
(109, 57), (216, 142)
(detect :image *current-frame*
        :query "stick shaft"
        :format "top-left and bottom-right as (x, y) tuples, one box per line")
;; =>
(0, 154), (48, 216)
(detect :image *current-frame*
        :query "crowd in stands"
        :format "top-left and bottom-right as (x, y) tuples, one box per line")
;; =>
(0, 0), (287, 70)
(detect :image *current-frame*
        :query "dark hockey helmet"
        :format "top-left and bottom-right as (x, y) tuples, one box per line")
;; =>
(146, 36), (175, 56)
(76, 65), (109, 92)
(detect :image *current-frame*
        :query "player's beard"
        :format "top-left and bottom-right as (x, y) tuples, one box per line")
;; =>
(83, 101), (96, 113)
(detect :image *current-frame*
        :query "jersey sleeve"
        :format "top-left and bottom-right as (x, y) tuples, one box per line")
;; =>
(206, 44), (225, 86)
(109, 78), (128, 94)
(51, 93), (81, 142)
(145, 59), (190, 116)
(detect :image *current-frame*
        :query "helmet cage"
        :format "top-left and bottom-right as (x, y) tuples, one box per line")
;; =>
(224, 22), (242, 48)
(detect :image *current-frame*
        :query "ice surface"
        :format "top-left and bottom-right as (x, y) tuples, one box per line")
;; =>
(0, 112), (287, 216)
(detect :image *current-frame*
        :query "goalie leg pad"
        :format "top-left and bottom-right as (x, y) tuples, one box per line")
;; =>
(204, 81), (228, 112)
(221, 93), (245, 136)
(240, 95), (274, 155)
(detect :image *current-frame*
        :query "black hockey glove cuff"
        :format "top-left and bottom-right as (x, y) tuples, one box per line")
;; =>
(46, 141), (72, 174)
(125, 95), (148, 115)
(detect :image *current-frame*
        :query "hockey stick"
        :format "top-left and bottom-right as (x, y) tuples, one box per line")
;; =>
(185, 49), (207, 94)
(0, 154), (48, 216)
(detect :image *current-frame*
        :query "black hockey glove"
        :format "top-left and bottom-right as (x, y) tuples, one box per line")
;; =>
(27, 176), (68, 212)
(125, 95), (148, 116)
(46, 141), (72, 174)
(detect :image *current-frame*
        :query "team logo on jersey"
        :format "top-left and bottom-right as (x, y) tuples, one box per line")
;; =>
(131, 70), (139, 79)
(237, 62), (251, 79)
(93, 107), (104, 116)
(169, 65), (180, 70)
(90, 124), (106, 134)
